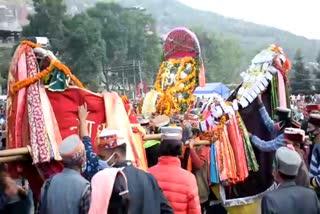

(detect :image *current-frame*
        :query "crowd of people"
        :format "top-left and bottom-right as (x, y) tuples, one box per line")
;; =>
(0, 92), (320, 214)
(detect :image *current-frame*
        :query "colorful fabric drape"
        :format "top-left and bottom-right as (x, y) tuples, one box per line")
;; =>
(104, 92), (147, 171)
(199, 58), (206, 87)
(7, 45), (61, 163)
(7, 45), (64, 200)
(39, 86), (62, 161)
(270, 74), (279, 118)
(7, 44), (29, 150)
(26, 48), (62, 163)
(26, 48), (49, 163)
(227, 115), (249, 182)
(277, 71), (287, 108)
(210, 144), (219, 183)
(122, 97), (147, 171)
(216, 127), (237, 183)
(237, 114), (259, 172)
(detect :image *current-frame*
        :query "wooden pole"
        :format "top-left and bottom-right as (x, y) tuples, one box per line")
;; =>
(142, 134), (161, 141)
(0, 134), (211, 163)
(142, 134), (211, 145)
(0, 147), (29, 157)
(0, 155), (29, 163)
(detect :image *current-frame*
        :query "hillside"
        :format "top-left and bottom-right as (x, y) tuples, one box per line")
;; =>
(1, 0), (320, 64)
(116, 0), (320, 64)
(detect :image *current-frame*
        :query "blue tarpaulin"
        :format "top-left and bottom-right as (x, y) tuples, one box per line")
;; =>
(194, 82), (230, 98)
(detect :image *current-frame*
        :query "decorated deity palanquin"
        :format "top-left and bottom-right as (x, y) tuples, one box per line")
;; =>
(142, 27), (205, 117)
(6, 38), (147, 199)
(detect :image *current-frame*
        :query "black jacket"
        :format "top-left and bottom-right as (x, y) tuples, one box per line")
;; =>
(114, 162), (173, 214)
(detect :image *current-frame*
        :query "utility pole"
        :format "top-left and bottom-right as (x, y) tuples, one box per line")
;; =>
(138, 60), (143, 97)
(133, 60), (136, 99)
(122, 67), (125, 95)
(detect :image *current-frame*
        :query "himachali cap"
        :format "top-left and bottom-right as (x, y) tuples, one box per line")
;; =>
(275, 147), (302, 176)
(97, 129), (126, 149)
(284, 128), (305, 143)
(161, 126), (183, 142)
(275, 107), (291, 116)
(59, 134), (85, 165)
(291, 119), (301, 129)
(138, 118), (150, 126)
(184, 113), (199, 128)
(306, 104), (320, 113)
(184, 114), (199, 121)
(308, 114), (320, 126)
(152, 115), (170, 128)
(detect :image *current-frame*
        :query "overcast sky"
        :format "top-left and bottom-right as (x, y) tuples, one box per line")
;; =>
(179, 0), (320, 40)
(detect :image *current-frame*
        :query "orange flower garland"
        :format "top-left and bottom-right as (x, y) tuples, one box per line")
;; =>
(12, 60), (56, 93)
(21, 40), (41, 48)
(214, 115), (227, 141)
(12, 41), (84, 93)
(137, 99), (143, 115)
(153, 57), (197, 115)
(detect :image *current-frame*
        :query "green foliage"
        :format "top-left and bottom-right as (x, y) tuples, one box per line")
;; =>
(118, 0), (320, 68)
(22, 0), (68, 52)
(0, 45), (12, 90)
(192, 28), (242, 83)
(314, 51), (320, 91)
(86, 2), (161, 85)
(62, 13), (106, 89)
(291, 49), (312, 94)
(22, 0), (161, 91)
(13, 0), (320, 93)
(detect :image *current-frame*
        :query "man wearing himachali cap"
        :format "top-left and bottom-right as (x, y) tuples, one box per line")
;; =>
(149, 126), (201, 214)
(283, 128), (309, 187)
(249, 94), (301, 152)
(144, 115), (171, 168)
(301, 104), (320, 134)
(78, 104), (111, 181)
(78, 104), (173, 214)
(261, 147), (320, 214)
(39, 135), (91, 214)
(308, 113), (320, 197)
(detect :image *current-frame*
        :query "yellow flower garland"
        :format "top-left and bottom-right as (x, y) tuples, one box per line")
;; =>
(153, 57), (197, 115)
(214, 115), (227, 140)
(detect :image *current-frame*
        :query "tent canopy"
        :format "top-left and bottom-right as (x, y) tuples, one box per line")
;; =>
(194, 82), (230, 98)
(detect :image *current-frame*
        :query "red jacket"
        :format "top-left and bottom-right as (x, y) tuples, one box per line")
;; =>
(148, 156), (201, 214)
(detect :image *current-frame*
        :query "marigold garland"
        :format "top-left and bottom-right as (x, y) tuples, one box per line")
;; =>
(214, 115), (227, 141)
(21, 40), (41, 48)
(121, 95), (129, 103)
(137, 99), (143, 115)
(12, 41), (84, 93)
(153, 57), (198, 115)
(12, 60), (56, 93)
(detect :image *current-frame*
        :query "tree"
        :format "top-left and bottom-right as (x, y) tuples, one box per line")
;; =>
(87, 3), (161, 87)
(22, 1), (161, 92)
(22, 0), (68, 53)
(62, 14), (106, 91)
(0, 45), (12, 93)
(315, 51), (320, 91)
(123, 8), (161, 83)
(192, 27), (242, 83)
(291, 49), (311, 94)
